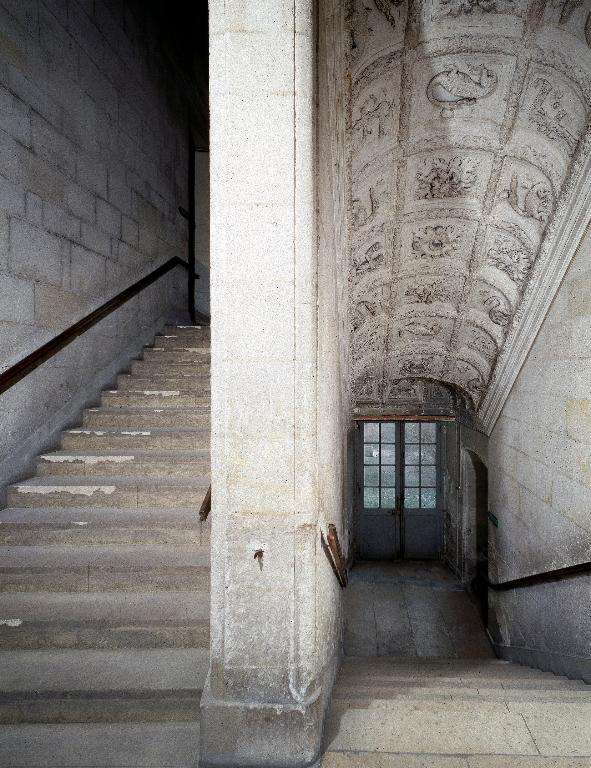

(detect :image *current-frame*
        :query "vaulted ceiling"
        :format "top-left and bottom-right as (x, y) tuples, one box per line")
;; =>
(347, 0), (591, 417)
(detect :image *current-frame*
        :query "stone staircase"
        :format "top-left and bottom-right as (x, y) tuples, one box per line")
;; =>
(0, 326), (210, 766)
(322, 656), (591, 765)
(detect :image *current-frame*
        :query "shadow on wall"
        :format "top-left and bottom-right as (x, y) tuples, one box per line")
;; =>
(463, 449), (489, 625)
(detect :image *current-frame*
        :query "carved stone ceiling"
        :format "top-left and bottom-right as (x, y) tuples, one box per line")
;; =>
(347, 0), (591, 413)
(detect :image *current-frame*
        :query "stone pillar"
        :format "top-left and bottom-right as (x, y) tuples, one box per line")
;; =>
(201, 2), (342, 766)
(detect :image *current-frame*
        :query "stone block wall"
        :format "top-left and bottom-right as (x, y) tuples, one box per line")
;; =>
(488, 226), (591, 674)
(0, 0), (195, 495)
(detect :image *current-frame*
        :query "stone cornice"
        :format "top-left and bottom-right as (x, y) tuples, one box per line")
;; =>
(478, 149), (591, 435)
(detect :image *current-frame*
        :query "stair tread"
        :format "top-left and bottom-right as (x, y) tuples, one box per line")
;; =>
(0, 721), (201, 767)
(0, 507), (210, 525)
(0, 648), (209, 693)
(39, 449), (209, 460)
(0, 591), (210, 621)
(11, 475), (209, 488)
(0, 545), (210, 568)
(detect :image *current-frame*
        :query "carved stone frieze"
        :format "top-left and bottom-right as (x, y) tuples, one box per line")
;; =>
(502, 174), (553, 224)
(403, 280), (454, 306)
(481, 292), (512, 326)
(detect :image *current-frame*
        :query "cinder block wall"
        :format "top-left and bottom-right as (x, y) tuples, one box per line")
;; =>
(0, 0), (194, 497)
(488, 227), (591, 676)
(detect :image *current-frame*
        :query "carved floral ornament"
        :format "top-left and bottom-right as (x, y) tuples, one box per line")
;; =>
(412, 224), (461, 259)
(426, 64), (498, 117)
(528, 77), (583, 155)
(436, 0), (516, 16)
(416, 156), (477, 200)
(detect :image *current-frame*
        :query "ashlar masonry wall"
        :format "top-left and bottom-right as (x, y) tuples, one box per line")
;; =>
(0, 0), (194, 496)
(488, 226), (591, 681)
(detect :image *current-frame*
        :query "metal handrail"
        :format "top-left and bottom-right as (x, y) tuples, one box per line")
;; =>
(0, 256), (208, 396)
(487, 560), (591, 591)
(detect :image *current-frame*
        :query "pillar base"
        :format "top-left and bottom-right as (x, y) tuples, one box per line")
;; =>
(199, 681), (326, 768)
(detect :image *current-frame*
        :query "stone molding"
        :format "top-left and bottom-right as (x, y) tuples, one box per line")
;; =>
(478, 148), (591, 433)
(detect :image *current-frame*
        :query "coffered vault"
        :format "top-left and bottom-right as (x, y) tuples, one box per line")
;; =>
(348, 0), (591, 426)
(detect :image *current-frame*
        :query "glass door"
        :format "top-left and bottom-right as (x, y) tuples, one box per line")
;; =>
(402, 421), (442, 559)
(356, 420), (443, 560)
(357, 421), (401, 560)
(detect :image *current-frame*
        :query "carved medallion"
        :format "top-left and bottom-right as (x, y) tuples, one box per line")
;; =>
(528, 77), (581, 155)
(501, 174), (553, 224)
(411, 224), (461, 259)
(416, 156), (477, 200)
(487, 239), (532, 284)
(352, 95), (394, 151)
(426, 64), (498, 117)
(400, 320), (443, 338)
(404, 281), (452, 305)
(482, 294), (511, 326)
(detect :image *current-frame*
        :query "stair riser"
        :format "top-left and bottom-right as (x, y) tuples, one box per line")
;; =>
(0, 695), (201, 724)
(143, 348), (210, 363)
(62, 431), (209, 451)
(82, 410), (211, 429)
(0, 624), (210, 650)
(154, 336), (209, 349)
(36, 457), (210, 478)
(117, 376), (210, 393)
(0, 566), (210, 593)
(0, 527), (210, 547)
(101, 392), (210, 408)
(130, 361), (211, 376)
(7, 487), (208, 508)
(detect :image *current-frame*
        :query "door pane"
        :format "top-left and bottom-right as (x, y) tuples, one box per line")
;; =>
(381, 444), (396, 464)
(381, 422), (396, 442)
(421, 444), (436, 465)
(364, 423), (379, 442)
(405, 488), (420, 508)
(422, 466), (436, 486)
(405, 445), (420, 464)
(405, 422), (420, 443)
(421, 423), (437, 443)
(421, 488), (436, 508)
(364, 444), (379, 464)
(381, 465), (395, 486)
(405, 465), (419, 486)
(364, 487), (380, 508)
(364, 466), (379, 486)
(382, 487), (395, 507)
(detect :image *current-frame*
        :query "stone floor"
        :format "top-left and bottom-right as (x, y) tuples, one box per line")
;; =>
(344, 560), (493, 658)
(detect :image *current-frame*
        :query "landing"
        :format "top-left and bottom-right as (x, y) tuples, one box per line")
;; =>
(344, 560), (493, 658)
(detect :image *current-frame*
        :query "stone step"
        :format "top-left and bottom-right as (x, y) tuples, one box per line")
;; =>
(322, 696), (591, 757)
(321, 754), (591, 767)
(82, 407), (210, 429)
(101, 390), (210, 409)
(62, 427), (209, 451)
(0, 507), (210, 547)
(117, 374), (210, 393)
(164, 324), (210, 339)
(0, 648), (208, 723)
(153, 335), (209, 349)
(0, 591), (210, 649)
(0, 543), (210, 592)
(37, 450), (210, 478)
(130, 359), (211, 376)
(340, 657), (558, 678)
(8, 476), (209, 508)
(143, 346), (210, 363)
(0, 721), (200, 766)
(334, 677), (591, 697)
